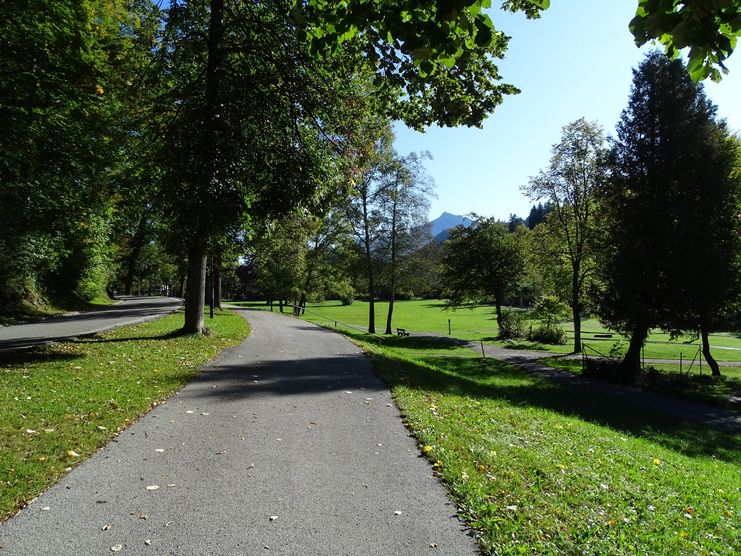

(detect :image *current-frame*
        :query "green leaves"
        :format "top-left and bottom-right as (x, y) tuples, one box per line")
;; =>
(630, 0), (741, 81)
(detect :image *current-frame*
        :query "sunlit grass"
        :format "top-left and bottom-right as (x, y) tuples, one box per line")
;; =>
(228, 299), (741, 362)
(334, 329), (740, 555)
(0, 309), (248, 521)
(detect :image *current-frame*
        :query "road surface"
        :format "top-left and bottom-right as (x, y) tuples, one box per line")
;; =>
(0, 296), (182, 351)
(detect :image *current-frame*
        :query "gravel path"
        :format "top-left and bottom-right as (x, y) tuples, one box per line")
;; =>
(0, 309), (476, 555)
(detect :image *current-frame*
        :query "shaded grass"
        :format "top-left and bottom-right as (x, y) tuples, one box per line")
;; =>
(0, 309), (248, 521)
(332, 329), (739, 555)
(545, 358), (741, 411)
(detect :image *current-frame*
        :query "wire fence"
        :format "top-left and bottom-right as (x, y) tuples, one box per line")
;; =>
(581, 342), (707, 376)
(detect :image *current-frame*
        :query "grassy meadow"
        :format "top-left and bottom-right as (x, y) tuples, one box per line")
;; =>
(0, 309), (249, 521)
(232, 299), (741, 362)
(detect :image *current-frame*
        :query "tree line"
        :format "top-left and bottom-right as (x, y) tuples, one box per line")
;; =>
(1, 0), (738, 354)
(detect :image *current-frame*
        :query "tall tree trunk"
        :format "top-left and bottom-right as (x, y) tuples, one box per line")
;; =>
(183, 243), (207, 334)
(700, 324), (721, 377)
(495, 297), (504, 338)
(123, 215), (148, 295)
(571, 265), (582, 353)
(362, 189), (375, 333)
(622, 321), (648, 374)
(213, 253), (222, 309)
(385, 192), (398, 335)
(182, 0), (223, 334)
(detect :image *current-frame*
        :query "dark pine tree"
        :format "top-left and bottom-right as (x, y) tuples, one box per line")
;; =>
(597, 51), (740, 375)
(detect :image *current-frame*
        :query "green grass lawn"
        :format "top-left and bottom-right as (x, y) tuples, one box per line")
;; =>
(231, 299), (741, 362)
(0, 309), (249, 521)
(325, 329), (740, 555)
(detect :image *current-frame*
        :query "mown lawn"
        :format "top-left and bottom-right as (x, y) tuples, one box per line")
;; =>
(231, 299), (741, 362)
(0, 309), (249, 521)
(333, 330), (740, 555)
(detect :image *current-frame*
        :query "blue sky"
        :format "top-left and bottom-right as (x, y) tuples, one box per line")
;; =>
(392, 0), (741, 221)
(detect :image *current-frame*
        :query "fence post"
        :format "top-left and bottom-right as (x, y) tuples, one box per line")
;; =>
(699, 347), (702, 373)
(480, 341), (485, 359)
(448, 319), (451, 336)
(680, 352), (683, 375)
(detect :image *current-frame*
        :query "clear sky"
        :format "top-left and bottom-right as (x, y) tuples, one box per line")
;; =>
(392, 0), (741, 222)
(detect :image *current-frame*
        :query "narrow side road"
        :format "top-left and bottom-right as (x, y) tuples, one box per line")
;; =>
(0, 309), (476, 555)
(0, 296), (181, 351)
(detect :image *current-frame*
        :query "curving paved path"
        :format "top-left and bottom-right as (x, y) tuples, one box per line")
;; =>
(0, 296), (182, 351)
(0, 309), (475, 555)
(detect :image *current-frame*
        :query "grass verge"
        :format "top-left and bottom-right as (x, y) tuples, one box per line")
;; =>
(0, 308), (248, 521)
(330, 329), (740, 555)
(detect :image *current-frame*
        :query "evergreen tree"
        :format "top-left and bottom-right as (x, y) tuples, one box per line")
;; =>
(597, 51), (740, 374)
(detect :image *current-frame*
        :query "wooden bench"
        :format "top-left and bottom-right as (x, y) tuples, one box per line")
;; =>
(396, 328), (410, 337)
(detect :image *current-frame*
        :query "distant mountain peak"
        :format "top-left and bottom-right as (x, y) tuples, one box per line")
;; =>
(429, 212), (472, 242)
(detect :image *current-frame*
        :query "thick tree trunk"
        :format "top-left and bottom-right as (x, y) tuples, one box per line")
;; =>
(182, 0), (223, 333)
(495, 299), (504, 338)
(183, 243), (207, 334)
(385, 293), (395, 335)
(571, 267), (582, 353)
(700, 325), (721, 377)
(622, 321), (648, 374)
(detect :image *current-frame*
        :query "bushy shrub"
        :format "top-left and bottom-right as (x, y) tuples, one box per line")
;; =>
(332, 280), (354, 306)
(499, 309), (526, 339)
(527, 325), (567, 345)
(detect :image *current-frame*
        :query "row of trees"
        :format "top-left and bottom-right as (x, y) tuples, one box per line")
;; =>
(1, 1), (738, 336)
(0, 0), (550, 324)
(441, 52), (740, 376)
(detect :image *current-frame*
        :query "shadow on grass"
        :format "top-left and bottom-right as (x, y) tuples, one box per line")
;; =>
(70, 329), (187, 344)
(0, 347), (83, 366)
(370, 350), (740, 464)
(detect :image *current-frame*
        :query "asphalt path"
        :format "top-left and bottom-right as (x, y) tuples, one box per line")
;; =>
(0, 296), (182, 351)
(0, 309), (476, 555)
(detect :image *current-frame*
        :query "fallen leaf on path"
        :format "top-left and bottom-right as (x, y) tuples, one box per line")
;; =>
(111, 545), (123, 552)
(145, 485), (159, 491)
(102, 524), (112, 531)
(144, 539), (151, 546)
(201, 412), (209, 416)
(155, 449), (164, 453)
(41, 506), (50, 511)
(185, 410), (194, 414)
(394, 511), (402, 516)
(269, 516), (278, 521)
